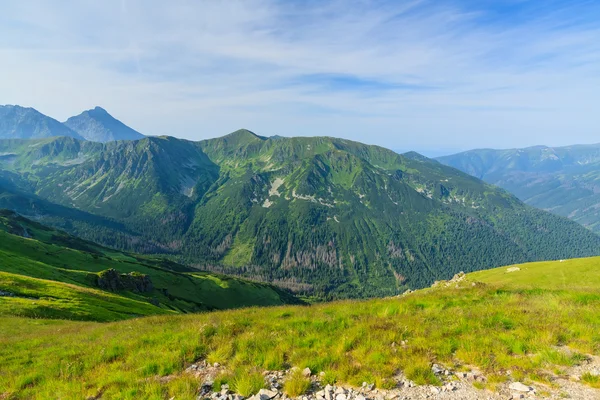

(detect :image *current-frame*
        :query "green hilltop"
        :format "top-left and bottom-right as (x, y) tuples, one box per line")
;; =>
(1, 132), (600, 298)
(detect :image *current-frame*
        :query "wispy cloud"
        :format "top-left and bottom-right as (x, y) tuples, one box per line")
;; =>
(0, 0), (599, 152)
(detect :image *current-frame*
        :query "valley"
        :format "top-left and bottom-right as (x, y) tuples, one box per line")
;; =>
(438, 144), (600, 233)
(1, 132), (599, 299)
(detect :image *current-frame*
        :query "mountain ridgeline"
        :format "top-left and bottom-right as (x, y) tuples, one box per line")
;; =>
(0, 105), (145, 142)
(437, 144), (600, 233)
(1, 131), (599, 298)
(64, 106), (145, 142)
(0, 105), (84, 140)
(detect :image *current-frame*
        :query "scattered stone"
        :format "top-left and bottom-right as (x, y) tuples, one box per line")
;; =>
(431, 364), (444, 374)
(508, 382), (532, 392)
(258, 389), (278, 399)
(302, 367), (312, 377)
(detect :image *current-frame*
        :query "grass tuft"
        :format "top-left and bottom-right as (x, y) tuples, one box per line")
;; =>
(581, 373), (600, 388)
(283, 369), (312, 397)
(231, 370), (265, 397)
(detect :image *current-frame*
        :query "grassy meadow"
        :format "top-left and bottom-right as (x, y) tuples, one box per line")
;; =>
(0, 210), (301, 321)
(1, 257), (600, 399)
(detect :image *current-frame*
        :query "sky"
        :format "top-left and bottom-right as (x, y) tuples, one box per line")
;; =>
(1, 0), (599, 156)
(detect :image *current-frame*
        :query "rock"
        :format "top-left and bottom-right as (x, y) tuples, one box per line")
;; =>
(258, 389), (278, 399)
(506, 267), (520, 273)
(430, 387), (440, 394)
(508, 382), (532, 392)
(334, 387), (346, 395)
(431, 364), (444, 374)
(356, 395), (366, 400)
(96, 268), (153, 293)
(335, 394), (346, 400)
(302, 367), (312, 377)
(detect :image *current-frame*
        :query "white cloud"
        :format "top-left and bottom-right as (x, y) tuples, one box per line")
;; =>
(0, 0), (599, 152)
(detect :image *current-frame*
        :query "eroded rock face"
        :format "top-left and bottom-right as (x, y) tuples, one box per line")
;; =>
(96, 269), (153, 293)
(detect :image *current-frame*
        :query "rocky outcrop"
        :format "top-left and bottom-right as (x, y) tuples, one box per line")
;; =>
(96, 269), (153, 293)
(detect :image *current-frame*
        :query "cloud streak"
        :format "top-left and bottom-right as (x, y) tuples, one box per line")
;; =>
(0, 0), (599, 154)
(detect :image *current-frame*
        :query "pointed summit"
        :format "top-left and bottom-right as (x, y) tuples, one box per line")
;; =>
(0, 105), (84, 140)
(64, 107), (145, 142)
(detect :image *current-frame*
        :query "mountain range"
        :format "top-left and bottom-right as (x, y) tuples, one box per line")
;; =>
(437, 144), (600, 233)
(1, 131), (599, 299)
(0, 105), (145, 142)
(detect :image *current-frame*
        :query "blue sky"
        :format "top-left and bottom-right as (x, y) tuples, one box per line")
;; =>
(1, 0), (599, 155)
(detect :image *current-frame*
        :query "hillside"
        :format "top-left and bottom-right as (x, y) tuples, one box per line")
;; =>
(2, 257), (599, 399)
(1, 133), (600, 298)
(0, 209), (301, 321)
(437, 144), (600, 233)
(64, 106), (145, 142)
(0, 105), (84, 140)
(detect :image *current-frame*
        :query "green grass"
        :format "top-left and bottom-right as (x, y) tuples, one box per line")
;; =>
(1, 257), (600, 398)
(231, 370), (265, 396)
(0, 210), (302, 321)
(581, 373), (600, 388)
(0, 271), (171, 321)
(467, 256), (600, 290)
(283, 369), (312, 397)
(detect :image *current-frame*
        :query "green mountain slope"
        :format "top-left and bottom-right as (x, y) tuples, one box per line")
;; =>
(0, 210), (301, 320)
(1, 133), (600, 298)
(2, 256), (600, 399)
(437, 144), (600, 233)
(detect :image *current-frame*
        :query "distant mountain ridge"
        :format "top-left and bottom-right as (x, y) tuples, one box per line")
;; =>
(0, 105), (84, 140)
(437, 143), (600, 232)
(64, 106), (145, 142)
(1, 131), (599, 299)
(0, 105), (144, 142)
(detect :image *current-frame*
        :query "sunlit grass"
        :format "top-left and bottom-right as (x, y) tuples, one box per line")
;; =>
(1, 258), (600, 398)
